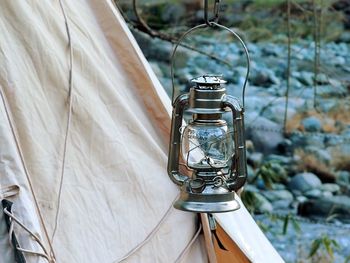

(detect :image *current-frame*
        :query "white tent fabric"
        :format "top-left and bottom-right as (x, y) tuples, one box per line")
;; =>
(215, 197), (284, 262)
(0, 0), (283, 262)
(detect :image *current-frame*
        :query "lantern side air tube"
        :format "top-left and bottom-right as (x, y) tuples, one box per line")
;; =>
(222, 95), (247, 191)
(167, 93), (190, 185)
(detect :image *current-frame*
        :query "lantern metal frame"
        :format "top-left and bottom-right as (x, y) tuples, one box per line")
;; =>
(167, 2), (251, 213)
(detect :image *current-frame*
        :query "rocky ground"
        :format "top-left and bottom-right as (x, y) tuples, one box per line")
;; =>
(132, 27), (350, 261)
(256, 214), (350, 262)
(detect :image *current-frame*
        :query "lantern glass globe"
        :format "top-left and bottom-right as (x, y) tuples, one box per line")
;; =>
(181, 119), (233, 170)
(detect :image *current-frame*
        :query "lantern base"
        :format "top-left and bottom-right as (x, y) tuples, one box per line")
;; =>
(174, 191), (240, 213)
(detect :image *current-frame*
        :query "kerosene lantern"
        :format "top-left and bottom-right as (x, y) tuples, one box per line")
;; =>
(167, 2), (250, 213)
(167, 73), (248, 213)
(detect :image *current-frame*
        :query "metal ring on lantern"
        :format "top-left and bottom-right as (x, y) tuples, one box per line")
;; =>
(170, 22), (251, 108)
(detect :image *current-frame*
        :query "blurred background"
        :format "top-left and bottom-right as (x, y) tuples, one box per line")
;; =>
(115, 1), (350, 262)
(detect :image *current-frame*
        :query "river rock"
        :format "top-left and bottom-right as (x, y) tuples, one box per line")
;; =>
(301, 116), (322, 132)
(271, 200), (292, 209)
(245, 184), (259, 193)
(265, 154), (293, 165)
(323, 191), (333, 198)
(304, 134), (326, 148)
(262, 104), (296, 124)
(295, 71), (314, 86)
(247, 164), (256, 183)
(315, 73), (329, 85)
(298, 195), (350, 219)
(288, 172), (322, 193)
(320, 183), (341, 194)
(254, 192), (273, 214)
(330, 56), (346, 66)
(318, 99), (339, 113)
(317, 84), (347, 97)
(296, 196), (308, 203)
(325, 133), (345, 147)
(289, 78), (304, 90)
(246, 116), (284, 154)
(272, 183), (286, 190)
(250, 67), (280, 87)
(261, 43), (283, 57)
(336, 171), (350, 184)
(132, 30), (172, 62)
(262, 189), (294, 203)
(244, 186), (273, 213)
(244, 97), (268, 112)
(304, 189), (322, 199)
(247, 152), (263, 168)
(304, 146), (332, 164)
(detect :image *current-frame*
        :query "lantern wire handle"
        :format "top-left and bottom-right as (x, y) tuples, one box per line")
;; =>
(170, 23), (250, 108)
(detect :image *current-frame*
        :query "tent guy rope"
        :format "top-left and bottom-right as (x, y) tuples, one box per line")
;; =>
(113, 194), (200, 263)
(0, 0), (74, 260)
(51, 0), (74, 244)
(174, 224), (202, 263)
(3, 207), (51, 262)
(0, 85), (56, 262)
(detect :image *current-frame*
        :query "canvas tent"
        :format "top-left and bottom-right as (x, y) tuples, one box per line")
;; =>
(0, 0), (284, 262)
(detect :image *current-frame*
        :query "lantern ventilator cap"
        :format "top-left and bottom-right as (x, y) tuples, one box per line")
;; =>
(188, 74), (228, 114)
(191, 74), (227, 89)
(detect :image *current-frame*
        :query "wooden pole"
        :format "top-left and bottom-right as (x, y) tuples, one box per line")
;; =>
(200, 213), (217, 263)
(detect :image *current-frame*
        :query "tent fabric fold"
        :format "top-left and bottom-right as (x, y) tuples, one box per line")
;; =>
(0, 0), (283, 262)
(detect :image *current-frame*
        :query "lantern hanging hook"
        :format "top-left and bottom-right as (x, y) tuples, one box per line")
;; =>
(204, 0), (221, 26)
